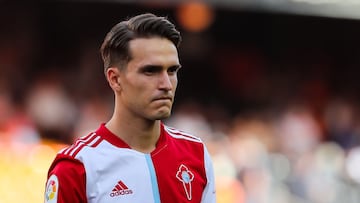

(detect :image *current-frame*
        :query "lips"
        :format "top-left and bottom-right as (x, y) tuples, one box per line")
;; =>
(153, 95), (173, 102)
(154, 97), (172, 101)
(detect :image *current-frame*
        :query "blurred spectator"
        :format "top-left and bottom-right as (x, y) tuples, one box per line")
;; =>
(0, 79), (39, 147)
(26, 69), (77, 143)
(274, 104), (322, 161)
(324, 98), (360, 150)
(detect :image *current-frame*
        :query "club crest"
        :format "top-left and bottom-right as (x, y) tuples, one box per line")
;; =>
(176, 164), (194, 200)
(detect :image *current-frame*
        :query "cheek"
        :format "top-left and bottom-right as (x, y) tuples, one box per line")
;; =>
(172, 78), (178, 89)
(130, 83), (153, 100)
(122, 81), (146, 102)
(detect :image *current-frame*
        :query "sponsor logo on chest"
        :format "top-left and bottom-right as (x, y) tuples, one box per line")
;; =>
(110, 180), (133, 197)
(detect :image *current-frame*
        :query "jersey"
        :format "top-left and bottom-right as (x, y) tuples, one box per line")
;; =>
(44, 123), (216, 203)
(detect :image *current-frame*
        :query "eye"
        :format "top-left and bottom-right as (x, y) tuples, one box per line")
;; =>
(168, 65), (181, 75)
(141, 66), (161, 75)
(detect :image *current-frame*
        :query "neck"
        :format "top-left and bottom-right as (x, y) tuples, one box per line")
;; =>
(105, 110), (161, 154)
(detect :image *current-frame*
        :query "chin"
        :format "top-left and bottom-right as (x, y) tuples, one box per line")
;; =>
(153, 110), (171, 120)
(146, 105), (173, 120)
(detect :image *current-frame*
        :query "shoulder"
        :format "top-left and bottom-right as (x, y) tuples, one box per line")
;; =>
(46, 154), (86, 192)
(58, 132), (103, 158)
(163, 124), (203, 143)
(47, 131), (103, 174)
(50, 154), (85, 175)
(46, 154), (87, 203)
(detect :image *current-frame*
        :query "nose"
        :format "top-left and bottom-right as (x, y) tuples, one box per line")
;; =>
(159, 72), (173, 91)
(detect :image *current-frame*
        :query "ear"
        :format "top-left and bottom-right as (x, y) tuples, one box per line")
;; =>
(106, 67), (122, 91)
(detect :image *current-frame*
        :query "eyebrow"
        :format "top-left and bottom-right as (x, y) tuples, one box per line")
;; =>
(169, 64), (182, 70)
(139, 64), (182, 70)
(173, 64), (182, 69)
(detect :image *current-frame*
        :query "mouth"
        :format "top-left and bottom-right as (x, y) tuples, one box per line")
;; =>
(154, 97), (172, 101)
(153, 96), (173, 102)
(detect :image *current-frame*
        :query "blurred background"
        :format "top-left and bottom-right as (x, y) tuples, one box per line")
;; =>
(1, 0), (360, 202)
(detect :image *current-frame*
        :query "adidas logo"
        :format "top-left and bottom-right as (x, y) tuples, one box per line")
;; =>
(110, 180), (133, 197)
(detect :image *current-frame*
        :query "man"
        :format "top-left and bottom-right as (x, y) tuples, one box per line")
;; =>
(44, 13), (216, 203)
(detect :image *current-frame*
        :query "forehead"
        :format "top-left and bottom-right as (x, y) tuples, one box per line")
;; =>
(128, 37), (180, 67)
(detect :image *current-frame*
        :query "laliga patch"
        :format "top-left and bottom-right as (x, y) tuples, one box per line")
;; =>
(45, 174), (59, 203)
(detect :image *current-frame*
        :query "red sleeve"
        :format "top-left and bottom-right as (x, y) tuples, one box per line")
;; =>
(44, 155), (87, 203)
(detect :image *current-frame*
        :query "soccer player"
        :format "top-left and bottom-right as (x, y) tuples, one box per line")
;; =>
(44, 13), (216, 203)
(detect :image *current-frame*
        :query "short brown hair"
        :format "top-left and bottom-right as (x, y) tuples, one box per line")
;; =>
(100, 13), (182, 71)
